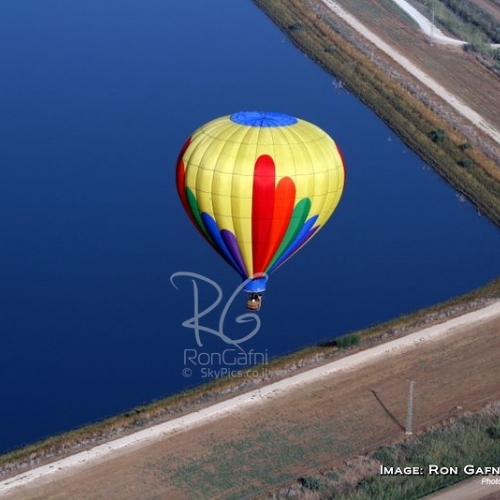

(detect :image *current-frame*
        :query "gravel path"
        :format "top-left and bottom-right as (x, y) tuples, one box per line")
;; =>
(320, 0), (500, 146)
(2, 2), (500, 496)
(1, 301), (500, 497)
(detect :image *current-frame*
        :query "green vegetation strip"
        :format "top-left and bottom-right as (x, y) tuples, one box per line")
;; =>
(412, 0), (500, 44)
(1, 276), (499, 477)
(408, 0), (500, 70)
(2, 0), (500, 483)
(253, 0), (500, 227)
(272, 403), (500, 499)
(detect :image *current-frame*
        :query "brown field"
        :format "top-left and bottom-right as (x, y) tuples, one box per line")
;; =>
(470, 0), (500, 25)
(3, 2), (500, 499)
(5, 312), (500, 500)
(331, 0), (500, 134)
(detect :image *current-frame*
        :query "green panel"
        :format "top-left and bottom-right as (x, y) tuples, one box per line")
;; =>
(186, 187), (212, 243)
(267, 198), (311, 270)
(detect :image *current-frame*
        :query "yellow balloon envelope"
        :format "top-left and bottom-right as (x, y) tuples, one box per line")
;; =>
(176, 111), (345, 293)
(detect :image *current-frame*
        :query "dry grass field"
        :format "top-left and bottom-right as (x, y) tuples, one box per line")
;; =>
(4, 310), (500, 500)
(330, 0), (500, 134)
(3, 2), (500, 499)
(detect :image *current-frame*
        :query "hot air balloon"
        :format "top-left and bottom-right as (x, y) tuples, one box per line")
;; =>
(176, 111), (345, 311)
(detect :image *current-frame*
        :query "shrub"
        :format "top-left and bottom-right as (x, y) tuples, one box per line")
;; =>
(487, 420), (500, 439)
(300, 475), (322, 490)
(429, 129), (446, 143)
(288, 22), (304, 32)
(458, 158), (474, 169)
(373, 446), (397, 467)
(335, 333), (360, 349)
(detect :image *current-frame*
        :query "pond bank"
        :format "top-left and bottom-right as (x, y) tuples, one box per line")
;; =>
(253, 0), (500, 227)
(1, 275), (499, 482)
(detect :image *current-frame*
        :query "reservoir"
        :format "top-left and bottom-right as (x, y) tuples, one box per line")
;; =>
(1, 0), (500, 454)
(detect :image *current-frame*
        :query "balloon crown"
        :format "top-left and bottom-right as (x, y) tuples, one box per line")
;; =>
(230, 111), (298, 127)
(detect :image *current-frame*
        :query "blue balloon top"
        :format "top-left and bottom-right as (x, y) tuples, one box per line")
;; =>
(230, 111), (298, 128)
(243, 276), (268, 293)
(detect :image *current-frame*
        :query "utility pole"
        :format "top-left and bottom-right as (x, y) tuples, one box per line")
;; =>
(431, 8), (435, 43)
(405, 380), (416, 435)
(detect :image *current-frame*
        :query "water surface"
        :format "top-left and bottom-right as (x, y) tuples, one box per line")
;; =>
(1, 0), (499, 454)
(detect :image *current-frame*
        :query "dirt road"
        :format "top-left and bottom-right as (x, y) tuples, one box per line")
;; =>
(2, 300), (500, 499)
(391, 0), (466, 45)
(423, 476), (500, 500)
(2, 1), (500, 497)
(320, 0), (500, 146)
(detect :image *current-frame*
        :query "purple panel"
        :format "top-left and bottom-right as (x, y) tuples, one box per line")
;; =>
(221, 229), (248, 278)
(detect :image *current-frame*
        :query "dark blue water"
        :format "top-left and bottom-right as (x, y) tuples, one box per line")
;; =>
(1, 0), (499, 454)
